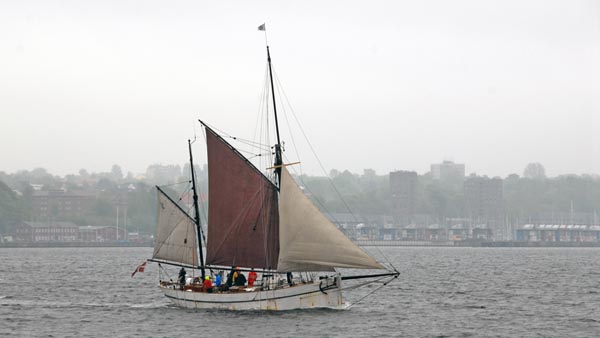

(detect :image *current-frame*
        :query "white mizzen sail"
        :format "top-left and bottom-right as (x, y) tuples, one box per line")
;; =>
(153, 189), (198, 266)
(277, 167), (385, 272)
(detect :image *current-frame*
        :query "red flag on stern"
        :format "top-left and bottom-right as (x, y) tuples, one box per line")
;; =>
(131, 261), (147, 278)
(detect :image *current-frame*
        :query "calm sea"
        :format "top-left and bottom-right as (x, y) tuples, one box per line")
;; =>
(1, 247), (599, 337)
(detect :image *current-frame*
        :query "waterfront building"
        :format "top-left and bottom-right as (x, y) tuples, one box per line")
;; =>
(326, 213), (394, 240)
(15, 221), (79, 242)
(14, 222), (132, 243)
(516, 224), (600, 243)
(399, 224), (448, 241)
(448, 223), (469, 241)
(78, 225), (127, 242)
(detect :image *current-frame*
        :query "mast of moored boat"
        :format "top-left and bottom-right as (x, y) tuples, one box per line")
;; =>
(188, 139), (206, 278)
(266, 46), (283, 186)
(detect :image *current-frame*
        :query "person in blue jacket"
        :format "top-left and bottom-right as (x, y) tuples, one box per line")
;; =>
(215, 272), (222, 288)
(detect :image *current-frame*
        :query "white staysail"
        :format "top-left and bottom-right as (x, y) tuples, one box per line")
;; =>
(277, 167), (385, 272)
(153, 189), (198, 266)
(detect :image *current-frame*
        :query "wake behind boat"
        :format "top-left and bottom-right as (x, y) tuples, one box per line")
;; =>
(139, 26), (398, 311)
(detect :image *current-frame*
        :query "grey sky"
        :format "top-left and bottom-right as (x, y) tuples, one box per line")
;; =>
(1, 0), (598, 178)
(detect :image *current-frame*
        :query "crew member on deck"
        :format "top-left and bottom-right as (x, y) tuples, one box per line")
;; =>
(178, 267), (186, 290)
(234, 268), (247, 286)
(225, 266), (235, 289)
(203, 276), (213, 293)
(248, 269), (258, 287)
(215, 272), (222, 288)
(232, 268), (239, 284)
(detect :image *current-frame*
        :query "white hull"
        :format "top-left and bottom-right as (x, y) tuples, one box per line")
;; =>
(160, 276), (345, 311)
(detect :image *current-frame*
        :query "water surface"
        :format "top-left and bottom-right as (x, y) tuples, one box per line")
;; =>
(1, 247), (598, 337)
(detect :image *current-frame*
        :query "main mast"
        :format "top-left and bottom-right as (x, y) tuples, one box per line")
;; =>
(188, 139), (206, 278)
(266, 46), (283, 186)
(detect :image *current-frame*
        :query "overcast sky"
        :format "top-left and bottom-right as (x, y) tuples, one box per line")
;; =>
(1, 0), (598, 178)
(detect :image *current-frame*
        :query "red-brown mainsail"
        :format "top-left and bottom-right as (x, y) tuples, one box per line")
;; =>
(204, 126), (280, 269)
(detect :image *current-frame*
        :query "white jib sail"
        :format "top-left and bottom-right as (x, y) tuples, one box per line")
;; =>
(153, 189), (198, 266)
(277, 167), (385, 272)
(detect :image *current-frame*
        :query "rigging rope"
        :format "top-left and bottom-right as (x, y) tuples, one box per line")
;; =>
(272, 70), (358, 222)
(226, 136), (271, 150)
(346, 275), (399, 310)
(201, 122), (270, 153)
(160, 180), (193, 188)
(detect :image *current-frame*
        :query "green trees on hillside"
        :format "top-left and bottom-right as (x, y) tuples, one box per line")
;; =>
(0, 166), (158, 235)
(0, 181), (22, 233)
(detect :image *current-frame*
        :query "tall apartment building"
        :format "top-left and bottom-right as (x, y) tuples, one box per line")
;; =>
(389, 170), (418, 226)
(431, 160), (465, 190)
(464, 175), (504, 238)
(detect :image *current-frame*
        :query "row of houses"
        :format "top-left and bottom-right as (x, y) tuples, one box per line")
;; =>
(342, 223), (494, 241)
(12, 219), (600, 244)
(334, 217), (600, 243)
(13, 221), (129, 242)
(345, 224), (600, 243)
(328, 213), (497, 241)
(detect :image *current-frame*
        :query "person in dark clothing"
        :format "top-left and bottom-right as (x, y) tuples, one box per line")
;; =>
(234, 270), (247, 286)
(225, 266), (235, 288)
(178, 267), (186, 290)
(286, 272), (294, 286)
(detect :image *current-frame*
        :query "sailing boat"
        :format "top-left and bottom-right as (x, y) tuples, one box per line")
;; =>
(147, 43), (399, 311)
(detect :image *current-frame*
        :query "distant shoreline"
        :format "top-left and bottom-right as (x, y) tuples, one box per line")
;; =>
(356, 240), (600, 248)
(0, 241), (153, 248)
(2, 240), (599, 249)
(477, 241), (600, 248)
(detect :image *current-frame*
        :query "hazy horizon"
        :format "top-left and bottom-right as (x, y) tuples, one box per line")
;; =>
(1, 0), (598, 178)
(1, 158), (596, 180)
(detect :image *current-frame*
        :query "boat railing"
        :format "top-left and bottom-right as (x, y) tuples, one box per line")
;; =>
(159, 273), (332, 293)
